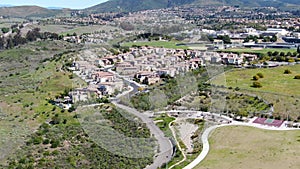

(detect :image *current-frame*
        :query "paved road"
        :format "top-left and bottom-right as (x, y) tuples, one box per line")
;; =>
(112, 102), (173, 169)
(111, 73), (173, 169)
(183, 121), (300, 169)
(81, 103), (104, 108)
(108, 69), (143, 97)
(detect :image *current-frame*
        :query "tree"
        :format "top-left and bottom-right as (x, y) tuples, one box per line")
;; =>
(26, 31), (37, 41)
(252, 75), (259, 81)
(207, 35), (214, 42)
(58, 34), (64, 40)
(284, 69), (292, 74)
(120, 22), (135, 31)
(252, 82), (262, 88)
(286, 52), (292, 57)
(292, 52), (298, 57)
(267, 51), (272, 56)
(26, 28), (41, 42)
(272, 51), (279, 56)
(0, 36), (5, 49)
(50, 140), (60, 148)
(13, 33), (27, 46)
(6, 36), (14, 49)
(257, 73), (264, 78)
(1, 27), (10, 34)
(12, 28), (19, 34)
(263, 36), (270, 42)
(218, 35), (231, 44)
(243, 36), (250, 43)
(270, 35), (277, 42)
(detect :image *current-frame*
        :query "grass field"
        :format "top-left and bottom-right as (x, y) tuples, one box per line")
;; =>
(212, 64), (300, 96)
(219, 48), (297, 55)
(122, 40), (189, 49)
(197, 126), (300, 169)
(211, 65), (300, 119)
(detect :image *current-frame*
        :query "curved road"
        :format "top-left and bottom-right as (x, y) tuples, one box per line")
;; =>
(111, 72), (173, 169)
(183, 121), (300, 169)
(113, 102), (173, 169)
(75, 67), (173, 168)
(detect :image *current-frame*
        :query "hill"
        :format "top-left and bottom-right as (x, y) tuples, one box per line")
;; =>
(85, 0), (163, 13)
(85, 0), (300, 13)
(194, 0), (300, 9)
(85, 0), (195, 13)
(0, 5), (69, 18)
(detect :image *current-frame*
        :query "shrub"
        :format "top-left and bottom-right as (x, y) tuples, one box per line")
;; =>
(284, 69), (292, 74)
(43, 139), (50, 145)
(234, 87), (240, 91)
(252, 82), (262, 88)
(52, 150), (59, 155)
(50, 140), (60, 148)
(256, 73), (264, 78)
(1, 27), (10, 33)
(32, 136), (43, 145)
(252, 75), (259, 81)
(288, 59), (295, 62)
(294, 75), (300, 79)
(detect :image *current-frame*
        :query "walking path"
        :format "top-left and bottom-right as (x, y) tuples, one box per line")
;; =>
(168, 120), (186, 169)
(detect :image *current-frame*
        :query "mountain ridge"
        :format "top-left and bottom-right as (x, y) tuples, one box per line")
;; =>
(0, 5), (70, 18)
(85, 0), (300, 13)
(0, 0), (299, 18)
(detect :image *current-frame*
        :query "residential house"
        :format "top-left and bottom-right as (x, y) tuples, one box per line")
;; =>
(92, 71), (115, 83)
(242, 54), (258, 62)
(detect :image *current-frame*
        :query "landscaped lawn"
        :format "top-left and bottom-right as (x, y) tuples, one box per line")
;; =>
(196, 126), (300, 169)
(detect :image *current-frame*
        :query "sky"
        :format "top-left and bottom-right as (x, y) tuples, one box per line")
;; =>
(0, 0), (109, 9)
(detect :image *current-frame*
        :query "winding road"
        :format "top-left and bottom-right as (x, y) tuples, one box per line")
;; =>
(112, 102), (173, 169)
(111, 73), (173, 169)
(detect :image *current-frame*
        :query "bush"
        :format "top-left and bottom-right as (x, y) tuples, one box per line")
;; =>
(50, 140), (60, 148)
(32, 136), (43, 145)
(252, 82), (262, 88)
(256, 73), (264, 78)
(288, 59), (295, 62)
(284, 69), (292, 74)
(43, 139), (50, 145)
(252, 75), (259, 81)
(1, 27), (10, 33)
(294, 75), (300, 79)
